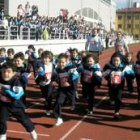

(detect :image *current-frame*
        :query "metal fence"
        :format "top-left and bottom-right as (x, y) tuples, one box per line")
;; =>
(0, 26), (89, 40)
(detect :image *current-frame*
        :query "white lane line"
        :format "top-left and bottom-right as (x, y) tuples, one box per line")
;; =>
(60, 96), (108, 140)
(7, 130), (50, 137)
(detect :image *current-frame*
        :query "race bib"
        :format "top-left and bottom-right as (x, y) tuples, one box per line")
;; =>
(117, 45), (123, 51)
(111, 71), (122, 84)
(83, 70), (93, 83)
(59, 73), (69, 87)
(44, 72), (52, 80)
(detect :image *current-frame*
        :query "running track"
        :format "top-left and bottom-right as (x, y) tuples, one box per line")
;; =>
(6, 43), (140, 140)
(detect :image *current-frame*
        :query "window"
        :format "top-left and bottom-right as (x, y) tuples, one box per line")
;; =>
(127, 16), (131, 20)
(135, 15), (139, 19)
(118, 24), (122, 28)
(82, 8), (87, 17)
(127, 24), (131, 28)
(88, 8), (93, 18)
(135, 34), (139, 39)
(135, 24), (139, 28)
(118, 15), (122, 20)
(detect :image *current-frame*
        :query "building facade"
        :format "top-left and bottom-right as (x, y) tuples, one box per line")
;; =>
(3, 0), (116, 31)
(116, 3), (140, 39)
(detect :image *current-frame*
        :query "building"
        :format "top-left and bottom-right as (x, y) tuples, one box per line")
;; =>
(2, 0), (116, 31)
(116, 2), (140, 39)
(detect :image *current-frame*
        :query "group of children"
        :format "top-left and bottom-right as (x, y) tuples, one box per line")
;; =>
(0, 45), (140, 140)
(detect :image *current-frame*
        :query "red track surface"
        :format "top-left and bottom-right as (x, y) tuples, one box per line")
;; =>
(6, 44), (140, 140)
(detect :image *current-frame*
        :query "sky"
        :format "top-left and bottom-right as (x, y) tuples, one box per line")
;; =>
(114, 0), (140, 9)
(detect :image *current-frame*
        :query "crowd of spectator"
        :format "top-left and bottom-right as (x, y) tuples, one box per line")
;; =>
(0, 2), (106, 40)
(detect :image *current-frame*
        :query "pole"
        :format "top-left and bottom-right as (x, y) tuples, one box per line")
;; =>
(48, 0), (50, 16)
(81, 0), (83, 16)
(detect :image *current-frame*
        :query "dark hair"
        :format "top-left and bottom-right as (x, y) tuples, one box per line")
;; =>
(136, 51), (140, 60)
(1, 62), (16, 72)
(58, 53), (67, 60)
(0, 47), (6, 53)
(14, 52), (24, 60)
(38, 48), (44, 53)
(7, 48), (14, 55)
(86, 53), (95, 60)
(28, 45), (35, 52)
(41, 50), (53, 60)
(125, 52), (133, 58)
(72, 48), (78, 53)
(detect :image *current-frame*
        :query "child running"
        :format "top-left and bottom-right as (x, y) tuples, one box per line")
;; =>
(53, 53), (79, 126)
(0, 62), (37, 140)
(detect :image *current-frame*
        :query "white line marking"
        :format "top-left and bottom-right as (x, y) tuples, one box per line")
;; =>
(7, 130), (50, 137)
(60, 96), (108, 140)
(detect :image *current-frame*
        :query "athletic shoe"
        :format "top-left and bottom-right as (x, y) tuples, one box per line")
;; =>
(45, 110), (51, 116)
(55, 118), (63, 126)
(0, 134), (7, 140)
(87, 110), (93, 115)
(30, 130), (37, 140)
(71, 106), (75, 111)
(113, 113), (121, 120)
(110, 100), (115, 106)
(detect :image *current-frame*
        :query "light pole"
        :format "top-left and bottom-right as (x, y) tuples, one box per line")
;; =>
(48, 0), (50, 16)
(81, 0), (83, 16)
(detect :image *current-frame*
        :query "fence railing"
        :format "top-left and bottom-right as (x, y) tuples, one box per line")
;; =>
(0, 25), (89, 40)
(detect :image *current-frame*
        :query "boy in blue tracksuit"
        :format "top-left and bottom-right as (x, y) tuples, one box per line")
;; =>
(80, 54), (102, 114)
(104, 54), (135, 120)
(26, 45), (38, 78)
(135, 51), (140, 104)
(53, 53), (79, 126)
(0, 62), (37, 140)
(14, 52), (29, 105)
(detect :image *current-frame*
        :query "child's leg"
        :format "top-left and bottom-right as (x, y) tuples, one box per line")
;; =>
(113, 88), (122, 119)
(67, 89), (76, 110)
(54, 92), (66, 118)
(87, 88), (95, 113)
(0, 106), (10, 137)
(136, 78), (140, 102)
(125, 75), (134, 93)
(40, 84), (52, 111)
(32, 61), (38, 78)
(12, 108), (37, 139)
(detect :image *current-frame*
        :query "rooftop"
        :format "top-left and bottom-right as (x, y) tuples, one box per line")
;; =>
(117, 7), (140, 13)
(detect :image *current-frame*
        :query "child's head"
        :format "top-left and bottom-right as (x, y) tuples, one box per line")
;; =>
(14, 52), (25, 67)
(80, 51), (87, 58)
(65, 51), (71, 63)
(1, 62), (16, 81)
(86, 54), (95, 67)
(57, 53), (67, 69)
(112, 54), (122, 68)
(125, 52), (133, 62)
(28, 45), (35, 52)
(136, 51), (140, 61)
(0, 48), (6, 57)
(71, 48), (78, 58)
(41, 51), (53, 65)
(7, 48), (15, 59)
(38, 48), (44, 57)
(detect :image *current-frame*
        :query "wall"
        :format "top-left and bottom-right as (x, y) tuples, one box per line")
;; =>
(0, 38), (136, 55)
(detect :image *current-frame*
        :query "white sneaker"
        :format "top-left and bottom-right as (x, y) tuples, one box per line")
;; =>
(30, 130), (37, 140)
(55, 118), (63, 126)
(110, 100), (115, 106)
(45, 110), (51, 116)
(0, 134), (7, 140)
